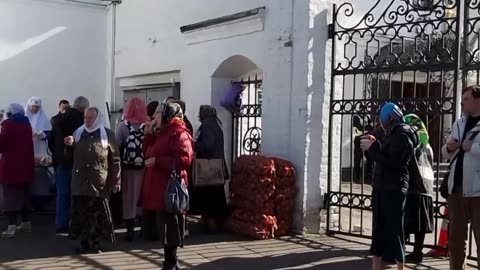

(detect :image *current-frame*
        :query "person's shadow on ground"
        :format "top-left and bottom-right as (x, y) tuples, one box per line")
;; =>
(189, 249), (369, 270)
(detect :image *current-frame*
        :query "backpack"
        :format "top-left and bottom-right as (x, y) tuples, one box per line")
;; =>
(122, 121), (145, 168)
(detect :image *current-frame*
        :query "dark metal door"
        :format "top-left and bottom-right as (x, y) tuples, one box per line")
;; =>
(326, 0), (477, 254)
(232, 75), (263, 159)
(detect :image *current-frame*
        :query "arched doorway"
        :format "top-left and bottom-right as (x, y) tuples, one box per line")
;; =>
(211, 55), (264, 166)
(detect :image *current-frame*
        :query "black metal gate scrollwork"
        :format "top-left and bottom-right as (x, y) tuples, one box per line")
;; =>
(232, 75), (263, 159)
(326, 0), (480, 257)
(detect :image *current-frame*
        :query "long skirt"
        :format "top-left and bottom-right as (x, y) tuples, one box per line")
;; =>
(143, 210), (185, 247)
(2, 184), (30, 212)
(370, 190), (407, 263)
(405, 193), (434, 235)
(70, 196), (115, 243)
(122, 169), (143, 220)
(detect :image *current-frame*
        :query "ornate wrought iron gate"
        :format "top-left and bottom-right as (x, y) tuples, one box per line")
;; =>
(232, 75), (263, 159)
(326, 0), (480, 255)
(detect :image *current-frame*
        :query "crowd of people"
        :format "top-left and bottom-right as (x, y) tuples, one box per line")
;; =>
(2, 86), (480, 270)
(0, 95), (230, 270)
(360, 85), (480, 270)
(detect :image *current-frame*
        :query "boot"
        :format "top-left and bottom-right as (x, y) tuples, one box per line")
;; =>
(162, 245), (179, 270)
(75, 240), (91, 254)
(405, 251), (423, 263)
(125, 219), (135, 242)
(1, 225), (16, 238)
(17, 221), (32, 233)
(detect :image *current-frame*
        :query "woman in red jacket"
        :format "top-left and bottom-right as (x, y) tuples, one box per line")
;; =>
(0, 104), (34, 238)
(142, 102), (193, 270)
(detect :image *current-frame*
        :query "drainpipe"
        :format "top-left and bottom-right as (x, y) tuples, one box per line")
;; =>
(110, 2), (117, 112)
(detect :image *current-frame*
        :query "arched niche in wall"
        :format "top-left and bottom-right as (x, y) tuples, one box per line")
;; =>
(211, 55), (263, 199)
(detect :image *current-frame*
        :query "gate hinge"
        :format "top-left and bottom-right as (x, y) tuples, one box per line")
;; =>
(328, 24), (334, 39)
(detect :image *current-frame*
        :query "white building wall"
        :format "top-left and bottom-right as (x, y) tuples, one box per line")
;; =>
(112, 0), (341, 233)
(0, 0), (108, 118)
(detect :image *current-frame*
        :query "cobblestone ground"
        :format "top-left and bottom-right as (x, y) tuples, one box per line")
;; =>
(0, 215), (476, 269)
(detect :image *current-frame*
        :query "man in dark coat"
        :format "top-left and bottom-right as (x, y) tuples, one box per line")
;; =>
(360, 103), (416, 270)
(49, 96), (88, 233)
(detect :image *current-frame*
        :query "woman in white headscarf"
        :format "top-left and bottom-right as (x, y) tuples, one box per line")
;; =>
(25, 97), (53, 212)
(65, 107), (121, 253)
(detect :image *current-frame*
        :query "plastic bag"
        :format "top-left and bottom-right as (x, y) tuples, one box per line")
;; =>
(417, 145), (434, 195)
(220, 83), (243, 115)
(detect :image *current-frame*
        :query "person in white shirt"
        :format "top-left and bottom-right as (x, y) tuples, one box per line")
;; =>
(442, 85), (480, 269)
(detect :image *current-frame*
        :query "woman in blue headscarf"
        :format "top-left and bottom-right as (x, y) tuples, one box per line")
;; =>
(360, 103), (417, 270)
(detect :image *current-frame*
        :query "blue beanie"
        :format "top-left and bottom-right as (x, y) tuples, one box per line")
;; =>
(379, 103), (403, 125)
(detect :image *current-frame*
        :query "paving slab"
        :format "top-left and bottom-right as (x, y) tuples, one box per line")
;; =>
(0, 215), (476, 269)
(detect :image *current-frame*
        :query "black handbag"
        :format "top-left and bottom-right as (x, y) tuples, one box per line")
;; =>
(441, 131), (480, 199)
(164, 160), (189, 214)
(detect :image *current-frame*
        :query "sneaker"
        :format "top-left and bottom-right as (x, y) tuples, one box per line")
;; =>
(2, 225), (16, 238)
(17, 222), (32, 233)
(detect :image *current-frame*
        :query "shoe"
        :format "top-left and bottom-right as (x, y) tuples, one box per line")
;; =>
(161, 262), (181, 270)
(75, 240), (91, 254)
(56, 227), (69, 234)
(91, 241), (103, 253)
(17, 222), (32, 233)
(2, 225), (17, 238)
(405, 252), (423, 264)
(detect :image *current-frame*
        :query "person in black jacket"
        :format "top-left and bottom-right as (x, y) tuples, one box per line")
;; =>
(190, 105), (230, 233)
(49, 96), (88, 233)
(360, 103), (416, 270)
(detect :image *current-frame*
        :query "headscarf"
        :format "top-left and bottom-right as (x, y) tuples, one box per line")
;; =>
(25, 97), (51, 131)
(404, 114), (429, 146)
(160, 102), (183, 125)
(147, 101), (159, 119)
(6, 103), (29, 124)
(163, 96), (176, 103)
(7, 103), (25, 116)
(379, 102), (403, 129)
(199, 105), (222, 125)
(73, 107), (108, 148)
(170, 99), (186, 113)
(123, 97), (149, 124)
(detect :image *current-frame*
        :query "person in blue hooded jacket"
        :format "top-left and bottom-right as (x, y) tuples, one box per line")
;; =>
(360, 103), (417, 270)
